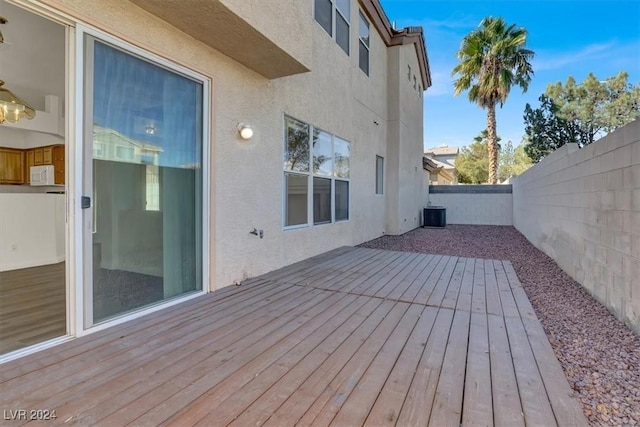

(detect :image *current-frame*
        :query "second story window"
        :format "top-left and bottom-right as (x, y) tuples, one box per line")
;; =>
(314, 0), (350, 55)
(359, 11), (370, 75)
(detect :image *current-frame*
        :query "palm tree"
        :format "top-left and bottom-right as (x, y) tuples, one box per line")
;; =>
(452, 17), (534, 184)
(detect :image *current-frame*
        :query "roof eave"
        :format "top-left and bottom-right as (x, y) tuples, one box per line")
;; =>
(359, 0), (431, 89)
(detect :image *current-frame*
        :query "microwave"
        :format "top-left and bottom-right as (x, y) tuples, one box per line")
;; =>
(30, 165), (56, 186)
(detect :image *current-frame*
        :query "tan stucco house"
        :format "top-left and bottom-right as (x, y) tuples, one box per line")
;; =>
(0, 0), (430, 359)
(423, 156), (456, 185)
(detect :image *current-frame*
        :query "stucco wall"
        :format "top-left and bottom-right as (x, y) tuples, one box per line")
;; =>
(385, 45), (427, 234)
(428, 186), (513, 225)
(39, 0), (426, 289)
(219, 0), (312, 70)
(512, 120), (640, 334)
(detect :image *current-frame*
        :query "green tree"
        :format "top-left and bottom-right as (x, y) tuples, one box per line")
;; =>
(523, 94), (586, 162)
(524, 72), (640, 162)
(499, 140), (531, 181)
(453, 16), (534, 184)
(456, 130), (500, 184)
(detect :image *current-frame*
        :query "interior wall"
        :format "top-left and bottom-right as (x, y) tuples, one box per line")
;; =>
(0, 193), (65, 271)
(0, 0), (65, 110)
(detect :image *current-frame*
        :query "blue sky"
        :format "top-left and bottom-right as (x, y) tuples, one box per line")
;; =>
(379, 0), (640, 150)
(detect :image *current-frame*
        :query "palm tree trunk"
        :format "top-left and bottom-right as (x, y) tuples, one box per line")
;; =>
(486, 104), (498, 184)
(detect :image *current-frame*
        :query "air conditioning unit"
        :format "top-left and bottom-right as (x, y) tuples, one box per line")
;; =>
(423, 207), (446, 228)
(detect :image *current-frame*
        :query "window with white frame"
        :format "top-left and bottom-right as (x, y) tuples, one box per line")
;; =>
(376, 155), (384, 194)
(359, 11), (370, 75)
(284, 115), (350, 227)
(314, 0), (351, 55)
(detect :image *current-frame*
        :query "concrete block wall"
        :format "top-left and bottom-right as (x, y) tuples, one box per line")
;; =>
(512, 119), (640, 334)
(428, 185), (513, 225)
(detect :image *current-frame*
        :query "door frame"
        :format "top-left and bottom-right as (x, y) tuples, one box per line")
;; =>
(73, 23), (211, 336)
(0, 2), (211, 364)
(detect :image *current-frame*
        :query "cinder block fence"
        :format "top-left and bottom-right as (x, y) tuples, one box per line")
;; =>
(512, 120), (640, 335)
(428, 120), (639, 333)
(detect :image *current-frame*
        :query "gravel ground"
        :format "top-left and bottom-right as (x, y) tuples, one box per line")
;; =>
(359, 225), (640, 426)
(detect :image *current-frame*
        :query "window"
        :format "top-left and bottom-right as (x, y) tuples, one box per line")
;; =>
(359, 12), (370, 75)
(313, 177), (331, 224)
(335, 180), (349, 220)
(376, 155), (384, 194)
(116, 146), (134, 161)
(314, 0), (350, 55)
(284, 115), (350, 227)
(145, 164), (160, 211)
(284, 116), (310, 227)
(93, 142), (105, 158)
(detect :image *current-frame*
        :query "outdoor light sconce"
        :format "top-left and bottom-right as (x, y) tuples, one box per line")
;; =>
(237, 123), (253, 140)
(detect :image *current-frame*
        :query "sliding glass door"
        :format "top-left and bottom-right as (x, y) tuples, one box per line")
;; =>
(82, 34), (205, 326)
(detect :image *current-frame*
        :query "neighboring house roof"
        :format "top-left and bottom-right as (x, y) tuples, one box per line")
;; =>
(93, 125), (163, 153)
(422, 156), (438, 172)
(431, 157), (454, 170)
(425, 145), (459, 156)
(422, 156), (452, 170)
(423, 156), (456, 183)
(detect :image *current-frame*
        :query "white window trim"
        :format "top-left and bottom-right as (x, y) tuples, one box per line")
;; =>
(0, 1), (211, 363)
(283, 115), (351, 230)
(313, 0), (351, 55)
(376, 155), (384, 195)
(358, 11), (370, 75)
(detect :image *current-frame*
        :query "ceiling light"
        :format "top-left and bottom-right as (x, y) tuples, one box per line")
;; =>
(0, 80), (36, 124)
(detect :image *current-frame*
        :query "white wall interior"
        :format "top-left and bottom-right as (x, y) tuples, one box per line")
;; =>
(0, 0), (65, 147)
(0, 193), (65, 271)
(0, 1), (65, 109)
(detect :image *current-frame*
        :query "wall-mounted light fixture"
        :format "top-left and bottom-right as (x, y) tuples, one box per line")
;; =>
(237, 123), (253, 140)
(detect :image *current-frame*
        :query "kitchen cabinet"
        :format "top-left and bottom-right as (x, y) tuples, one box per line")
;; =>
(0, 144), (65, 185)
(25, 149), (35, 183)
(0, 148), (25, 184)
(29, 145), (64, 184)
(43, 146), (53, 164)
(34, 147), (43, 165)
(51, 145), (65, 185)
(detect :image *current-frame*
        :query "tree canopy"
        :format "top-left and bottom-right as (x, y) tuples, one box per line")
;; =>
(456, 130), (499, 184)
(499, 140), (531, 181)
(452, 16), (534, 184)
(524, 71), (640, 162)
(457, 131), (531, 183)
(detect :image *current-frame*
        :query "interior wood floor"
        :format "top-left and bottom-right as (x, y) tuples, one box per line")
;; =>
(0, 262), (66, 355)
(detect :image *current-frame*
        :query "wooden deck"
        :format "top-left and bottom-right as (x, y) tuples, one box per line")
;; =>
(0, 247), (587, 426)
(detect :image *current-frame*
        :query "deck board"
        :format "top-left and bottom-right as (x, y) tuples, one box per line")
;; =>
(0, 247), (587, 426)
(462, 311), (493, 427)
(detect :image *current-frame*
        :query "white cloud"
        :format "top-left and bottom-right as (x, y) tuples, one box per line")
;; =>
(533, 42), (616, 71)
